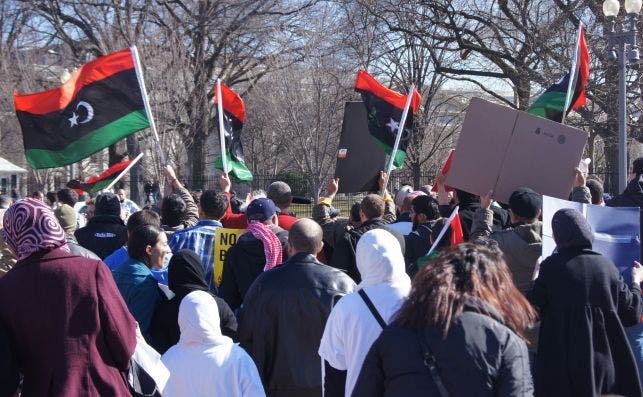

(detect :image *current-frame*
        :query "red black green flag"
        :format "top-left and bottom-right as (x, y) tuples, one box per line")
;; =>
(528, 24), (589, 122)
(354, 70), (422, 168)
(67, 158), (132, 193)
(213, 82), (253, 181)
(14, 48), (149, 169)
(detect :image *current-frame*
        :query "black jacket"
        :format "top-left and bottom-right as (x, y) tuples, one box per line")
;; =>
(608, 178), (643, 208)
(404, 221), (436, 277)
(238, 253), (355, 397)
(352, 301), (533, 397)
(528, 248), (642, 397)
(440, 202), (508, 241)
(219, 226), (289, 311)
(330, 218), (405, 282)
(74, 215), (128, 259)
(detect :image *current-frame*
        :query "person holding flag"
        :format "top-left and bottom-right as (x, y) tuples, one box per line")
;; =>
(528, 22), (590, 123)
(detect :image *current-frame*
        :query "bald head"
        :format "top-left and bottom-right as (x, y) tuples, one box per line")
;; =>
(288, 218), (323, 255)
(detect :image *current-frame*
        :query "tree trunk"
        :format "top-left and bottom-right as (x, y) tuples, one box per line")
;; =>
(411, 161), (421, 188)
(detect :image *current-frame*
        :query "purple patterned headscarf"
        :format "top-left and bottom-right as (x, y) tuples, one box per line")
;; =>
(3, 198), (68, 261)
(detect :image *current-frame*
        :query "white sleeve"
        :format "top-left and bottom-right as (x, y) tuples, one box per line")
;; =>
(318, 302), (348, 370)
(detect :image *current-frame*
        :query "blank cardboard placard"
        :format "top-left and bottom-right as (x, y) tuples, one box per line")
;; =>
(445, 97), (588, 203)
(334, 102), (386, 193)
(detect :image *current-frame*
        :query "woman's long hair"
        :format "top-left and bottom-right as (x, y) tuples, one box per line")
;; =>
(394, 243), (537, 340)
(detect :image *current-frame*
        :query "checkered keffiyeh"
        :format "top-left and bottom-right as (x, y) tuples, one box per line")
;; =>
(246, 221), (283, 271)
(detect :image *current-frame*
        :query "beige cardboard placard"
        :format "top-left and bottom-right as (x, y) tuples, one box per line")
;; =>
(445, 97), (588, 204)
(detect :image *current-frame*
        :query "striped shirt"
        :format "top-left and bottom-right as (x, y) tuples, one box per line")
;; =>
(168, 219), (222, 289)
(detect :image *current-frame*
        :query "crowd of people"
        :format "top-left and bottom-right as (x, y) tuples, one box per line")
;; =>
(0, 158), (643, 397)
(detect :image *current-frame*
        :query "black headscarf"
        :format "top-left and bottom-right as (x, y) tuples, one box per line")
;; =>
(168, 249), (209, 299)
(552, 208), (593, 249)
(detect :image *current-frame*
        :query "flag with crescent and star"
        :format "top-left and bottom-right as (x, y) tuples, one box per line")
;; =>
(14, 48), (149, 169)
(213, 82), (253, 181)
(354, 70), (422, 168)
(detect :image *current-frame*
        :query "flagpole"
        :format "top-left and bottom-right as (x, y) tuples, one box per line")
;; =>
(216, 79), (229, 175)
(381, 83), (416, 195)
(103, 152), (145, 192)
(426, 205), (459, 256)
(130, 46), (167, 165)
(561, 22), (583, 125)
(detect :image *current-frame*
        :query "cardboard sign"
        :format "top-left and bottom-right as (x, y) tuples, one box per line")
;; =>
(334, 102), (386, 193)
(542, 195), (640, 274)
(445, 98), (588, 203)
(213, 228), (245, 287)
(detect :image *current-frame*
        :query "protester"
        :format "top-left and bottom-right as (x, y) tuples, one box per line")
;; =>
(528, 208), (643, 396)
(161, 290), (265, 397)
(331, 193), (403, 282)
(113, 224), (171, 340)
(219, 198), (288, 311)
(54, 203), (100, 259)
(471, 187), (542, 295)
(168, 189), (228, 290)
(0, 198), (136, 395)
(83, 197), (96, 220)
(404, 194), (440, 275)
(75, 192), (128, 259)
(45, 191), (57, 209)
(266, 181), (298, 230)
(387, 185), (415, 235)
(161, 164), (199, 235)
(238, 219), (355, 396)
(586, 178), (605, 205)
(151, 249), (237, 354)
(116, 187), (141, 217)
(57, 187), (86, 228)
(103, 209), (170, 284)
(352, 243), (536, 396)
(30, 190), (44, 201)
(319, 229), (411, 396)
(607, 157), (643, 207)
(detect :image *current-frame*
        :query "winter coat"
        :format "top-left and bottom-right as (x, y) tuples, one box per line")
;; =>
(330, 218), (405, 282)
(404, 221), (436, 277)
(608, 178), (643, 208)
(219, 226), (289, 311)
(238, 253), (355, 397)
(352, 300), (533, 397)
(0, 246), (136, 396)
(441, 201), (508, 241)
(75, 214), (128, 259)
(65, 235), (100, 260)
(470, 208), (542, 295)
(528, 248), (642, 397)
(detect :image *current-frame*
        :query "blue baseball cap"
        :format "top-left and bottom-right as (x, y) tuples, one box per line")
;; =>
(246, 198), (279, 222)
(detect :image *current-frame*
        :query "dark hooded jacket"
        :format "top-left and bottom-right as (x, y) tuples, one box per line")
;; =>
(608, 178), (643, 208)
(74, 215), (128, 259)
(149, 250), (237, 354)
(528, 209), (642, 397)
(218, 225), (289, 311)
(352, 300), (533, 397)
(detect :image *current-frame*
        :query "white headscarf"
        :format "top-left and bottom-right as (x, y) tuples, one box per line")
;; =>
(178, 290), (232, 347)
(355, 228), (410, 290)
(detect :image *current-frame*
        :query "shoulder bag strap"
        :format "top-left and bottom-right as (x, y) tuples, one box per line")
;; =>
(357, 289), (387, 329)
(419, 330), (450, 397)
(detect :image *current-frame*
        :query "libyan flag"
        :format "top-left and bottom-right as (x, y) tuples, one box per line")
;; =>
(213, 82), (253, 181)
(354, 70), (422, 168)
(14, 48), (150, 169)
(528, 25), (589, 122)
(67, 159), (132, 194)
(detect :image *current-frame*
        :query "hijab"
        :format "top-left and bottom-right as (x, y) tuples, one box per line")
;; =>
(168, 250), (209, 299)
(355, 228), (410, 290)
(3, 198), (67, 261)
(178, 290), (231, 347)
(552, 208), (593, 250)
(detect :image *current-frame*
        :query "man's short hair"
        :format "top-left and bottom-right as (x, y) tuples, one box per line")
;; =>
(360, 194), (385, 219)
(267, 181), (292, 209)
(127, 209), (161, 232)
(199, 190), (228, 219)
(161, 194), (186, 227)
(586, 179), (604, 205)
(412, 195), (440, 220)
(57, 188), (78, 206)
(350, 202), (362, 223)
(454, 189), (479, 205)
(289, 219), (323, 255)
(46, 191), (57, 205)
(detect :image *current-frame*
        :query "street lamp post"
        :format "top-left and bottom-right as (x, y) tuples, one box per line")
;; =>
(603, 0), (641, 193)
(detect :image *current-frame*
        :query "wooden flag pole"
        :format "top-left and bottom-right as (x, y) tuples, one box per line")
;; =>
(216, 79), (229, 174)
(103, 152), (145, 192)
(381, 83), (416, 196)
(425, 205), (459, 257)
(130, 45), (167, 165)
(561, 22), (583, 125)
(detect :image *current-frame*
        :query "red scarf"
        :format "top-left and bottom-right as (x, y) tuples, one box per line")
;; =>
(246, 221), (283, 271)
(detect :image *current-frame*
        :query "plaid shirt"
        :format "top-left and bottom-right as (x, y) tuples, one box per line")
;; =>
(168, 219), (222, 289)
